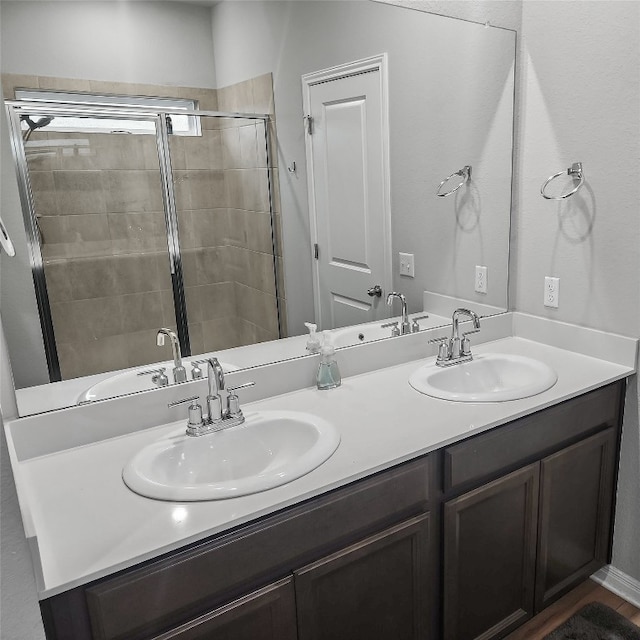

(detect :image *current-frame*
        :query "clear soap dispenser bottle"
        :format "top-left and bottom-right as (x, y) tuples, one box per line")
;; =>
(317, 331), (341, 390)
(304, 322), (322, 354)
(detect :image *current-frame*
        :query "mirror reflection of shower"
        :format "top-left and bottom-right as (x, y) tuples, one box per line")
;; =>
(7, 98), (282, 383)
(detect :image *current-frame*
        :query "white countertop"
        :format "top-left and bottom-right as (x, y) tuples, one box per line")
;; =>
(7, 330), (636, 599)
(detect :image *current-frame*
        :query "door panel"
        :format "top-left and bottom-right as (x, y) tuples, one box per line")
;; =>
(535, 428), (617, 610)
(307, 68), (389, 329)
(444, 463), (540, 640)
(295, 514), (432, 640)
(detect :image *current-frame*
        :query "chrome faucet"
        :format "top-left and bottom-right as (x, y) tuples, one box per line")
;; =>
(430, 308), (481, 367)
(206, 357), (226, 423)
(169, 357), (255, 437)
(156, 328), (187, 383)
(386, 292), (411, 335)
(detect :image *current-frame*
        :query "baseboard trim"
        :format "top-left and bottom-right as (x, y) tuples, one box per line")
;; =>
(592, 565), (640, 608)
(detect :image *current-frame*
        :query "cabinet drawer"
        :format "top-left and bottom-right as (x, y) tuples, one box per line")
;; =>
(443, 382), (623, 493)
(149, 577), (297, 640)
(85, 455), (432, 640)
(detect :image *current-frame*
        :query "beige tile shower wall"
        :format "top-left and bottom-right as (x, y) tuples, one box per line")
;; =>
(216, 73), (286, 345)
(3, 73), (218, 379)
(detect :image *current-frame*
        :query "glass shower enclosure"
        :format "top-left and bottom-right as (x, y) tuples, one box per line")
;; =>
(5, 101), (281, 382)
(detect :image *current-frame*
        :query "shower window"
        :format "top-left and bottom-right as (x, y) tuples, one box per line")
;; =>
(14, 89), (200, 136)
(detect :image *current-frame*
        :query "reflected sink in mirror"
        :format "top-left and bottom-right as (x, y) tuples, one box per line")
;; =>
(409, 354), (558, 402)
(330, 314), (450, 348)
(78, 360), (239, 404)
(122, 410), (340, 501)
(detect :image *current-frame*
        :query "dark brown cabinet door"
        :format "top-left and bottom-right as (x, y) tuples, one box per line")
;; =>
(149, 578), (297, 640)
(443, 463), (540, 640)
(294, 513), (433, 640)
(535, 428), (617, 610)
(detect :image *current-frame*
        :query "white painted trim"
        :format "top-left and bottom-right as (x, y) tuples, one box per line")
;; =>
(592, 565), (640, 608)
(301, 53), (392, 326)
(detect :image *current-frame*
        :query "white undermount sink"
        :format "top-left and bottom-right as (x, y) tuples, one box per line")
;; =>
(409, 353), (558, 402)
(122, 410), (341, 501)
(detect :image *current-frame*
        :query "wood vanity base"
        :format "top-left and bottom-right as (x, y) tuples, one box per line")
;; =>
(41, 381), (625, 640)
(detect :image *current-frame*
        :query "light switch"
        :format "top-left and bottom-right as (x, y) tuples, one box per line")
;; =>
(399, 252), (415, 278)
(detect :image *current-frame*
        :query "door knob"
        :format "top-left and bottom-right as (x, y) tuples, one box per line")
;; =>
(367, 285), (383, 298)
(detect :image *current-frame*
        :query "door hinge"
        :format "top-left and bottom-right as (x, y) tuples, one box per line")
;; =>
(305, 115), (314, 135)
(314, 243), (319, 259)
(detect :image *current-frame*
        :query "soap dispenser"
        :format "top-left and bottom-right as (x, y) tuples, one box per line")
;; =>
(316, 331), (341, 390)
(305, 322), (322, 354)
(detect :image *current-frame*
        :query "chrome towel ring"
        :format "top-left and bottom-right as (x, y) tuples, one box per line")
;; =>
(436, 165), (472, 197)
(541, 162), (584, 200)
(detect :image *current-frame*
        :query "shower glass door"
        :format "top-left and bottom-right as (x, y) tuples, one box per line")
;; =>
(11, 106), (182, 381)
(169, 114), (281, 356)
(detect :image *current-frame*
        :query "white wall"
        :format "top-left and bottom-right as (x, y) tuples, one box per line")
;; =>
(212, 1), (516, 335)
(0, 1), (217, 88)
(517, 0), (640, 581)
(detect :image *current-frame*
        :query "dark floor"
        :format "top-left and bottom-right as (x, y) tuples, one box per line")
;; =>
(505, 579), (640, 639)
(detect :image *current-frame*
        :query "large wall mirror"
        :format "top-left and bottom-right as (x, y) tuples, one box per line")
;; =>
(0, 0), (516, 416)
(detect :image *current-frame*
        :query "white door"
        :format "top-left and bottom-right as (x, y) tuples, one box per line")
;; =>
(303, 57), (391, 330)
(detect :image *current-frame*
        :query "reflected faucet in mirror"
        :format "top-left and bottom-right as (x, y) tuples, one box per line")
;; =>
(386, 292), (411, 335)
(136, 367), (169, 388)
(156, 328), (187, 384)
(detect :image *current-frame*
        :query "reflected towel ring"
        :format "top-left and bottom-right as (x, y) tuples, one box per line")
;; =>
(436, 165), (472, 197)
(541, 162), (584, 200)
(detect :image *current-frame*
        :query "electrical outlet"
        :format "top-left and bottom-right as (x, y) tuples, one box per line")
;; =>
(544, 276), (560, 308)
(399, 252), (415, 278)
(475, 265), (488, 294)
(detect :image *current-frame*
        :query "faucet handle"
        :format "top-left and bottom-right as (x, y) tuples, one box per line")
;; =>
(137, 366), (166, 376)
(190, 359), (209, 380)
(429, 336), (450, 362)
(381, 321), (400, 337)
(168, 395), (204, 434)
(168, 395), (200, 408)
(461, 327), (480, 357)
(226, 382), (256, 417)
(137, 367), (169, 387)
(411, 315), (430, 333)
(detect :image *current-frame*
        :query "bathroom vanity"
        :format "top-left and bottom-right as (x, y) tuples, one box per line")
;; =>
(4, 316), (637, 640)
